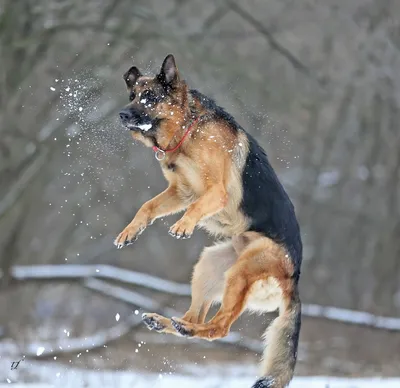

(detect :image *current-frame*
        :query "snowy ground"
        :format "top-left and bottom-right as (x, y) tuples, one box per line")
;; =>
(1, 359), (399, 388)
(2, 377), (400, 388)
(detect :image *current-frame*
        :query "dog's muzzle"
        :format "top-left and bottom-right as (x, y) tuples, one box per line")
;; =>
(119, 108), (153, 132)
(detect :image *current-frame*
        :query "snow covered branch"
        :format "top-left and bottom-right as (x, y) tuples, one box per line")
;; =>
(302, 304), (400, 331)
(83, 277), (177, 317)
(7, 264), (400, 332)
(8, 264), (191, 296)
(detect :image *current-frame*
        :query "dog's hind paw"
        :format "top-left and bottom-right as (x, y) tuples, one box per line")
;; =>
(171, 318), (194, 337)
(251, 377), (275, 388)
(142, 313), (166, 332)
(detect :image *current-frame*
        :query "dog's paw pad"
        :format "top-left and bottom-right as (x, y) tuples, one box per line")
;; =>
(142, 314), (165, 332)
(252, 377), (275, 388)
(171, 318), (193, 337)
(168, 230), (192, 240)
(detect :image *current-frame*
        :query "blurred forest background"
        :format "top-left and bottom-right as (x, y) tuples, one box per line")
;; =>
(0, 0), (400, 382)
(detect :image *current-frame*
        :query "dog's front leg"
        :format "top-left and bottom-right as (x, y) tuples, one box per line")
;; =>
(169, 183), (227, 239)
(114, 185), (185, 248)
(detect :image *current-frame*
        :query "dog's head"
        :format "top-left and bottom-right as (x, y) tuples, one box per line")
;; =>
(119, 54), (189, 147)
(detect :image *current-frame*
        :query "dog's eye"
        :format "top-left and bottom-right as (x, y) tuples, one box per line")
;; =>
(129, 92), (136, 101)
(140, 90), (158, 104)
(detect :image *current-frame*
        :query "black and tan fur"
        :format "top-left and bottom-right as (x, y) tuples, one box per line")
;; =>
(114, 54), (303, 388)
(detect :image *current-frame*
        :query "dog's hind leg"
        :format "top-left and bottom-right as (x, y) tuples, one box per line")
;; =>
(142, 240), (237, 334)
(181, 240), (237, 323)
(171, 235), (296, 344)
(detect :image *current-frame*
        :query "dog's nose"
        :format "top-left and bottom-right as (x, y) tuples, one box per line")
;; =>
(119, 109), (133, 122)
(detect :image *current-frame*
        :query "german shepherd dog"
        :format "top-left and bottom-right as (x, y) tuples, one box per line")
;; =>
(115, 54), (302, 388)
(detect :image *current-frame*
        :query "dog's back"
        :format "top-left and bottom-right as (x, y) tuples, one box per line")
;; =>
(240, 131), (302, 274)
(188, 90), (302, 271)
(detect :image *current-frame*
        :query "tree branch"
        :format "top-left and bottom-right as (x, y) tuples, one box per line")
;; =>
(9, 264), (191, 296)
(227, 0), (319, 84)
(0, 151), (48, 219)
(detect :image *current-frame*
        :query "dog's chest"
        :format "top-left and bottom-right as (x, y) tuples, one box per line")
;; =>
(176, 166), (205, 205)
(161, 157), (204, 203)
(162, 155), (248, 236)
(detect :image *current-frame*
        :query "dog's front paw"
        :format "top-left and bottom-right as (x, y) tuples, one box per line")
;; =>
(168, 217), (195, 239)
(114, 224), (146, 249)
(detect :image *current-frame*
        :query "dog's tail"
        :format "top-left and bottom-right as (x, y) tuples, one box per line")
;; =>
(252, 288), (301, 388)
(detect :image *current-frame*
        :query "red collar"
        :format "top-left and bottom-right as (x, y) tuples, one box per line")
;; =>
(152, 116), (202, 161)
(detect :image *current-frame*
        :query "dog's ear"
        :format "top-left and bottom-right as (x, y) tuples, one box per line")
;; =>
(157, 54), (179, 88)
(123, 66), (142, 88)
